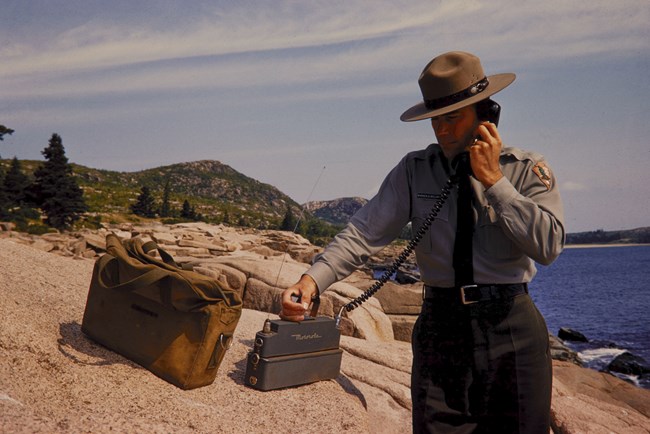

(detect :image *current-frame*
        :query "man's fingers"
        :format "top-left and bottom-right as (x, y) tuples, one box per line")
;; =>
(280, 289), (310, 321)
(279, 301), (307, 321)
(279, 275), (319, 321)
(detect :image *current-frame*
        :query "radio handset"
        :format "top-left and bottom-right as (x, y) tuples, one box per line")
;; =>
(476, 98), (501, 126)
(464, 98), (502, 178)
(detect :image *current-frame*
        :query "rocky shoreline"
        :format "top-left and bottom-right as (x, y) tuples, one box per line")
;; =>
(1, 221), (649, 433)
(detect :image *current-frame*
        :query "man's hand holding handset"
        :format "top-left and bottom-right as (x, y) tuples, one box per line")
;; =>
(468, 121), (504, 189)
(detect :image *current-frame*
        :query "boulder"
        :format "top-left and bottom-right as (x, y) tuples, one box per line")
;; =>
(326, 282), (394, 342)
(371, 281), (423, 315)
(212, 255), (309, 289)
(339, 272), (419, 342)
(259, 231), (320, 263)
(608, 351), (650, 376)
(243, 277), (284, 313)
(287, 245), (321, 264)
(81, 249), (97, 259)
(30, 238), (55, 252)
(70, 238), (87, 256)
(193, 263), (247, 298)
(108, 229), (132, 239)
(177, 238), (221, 250)
(221, 241), (240, 252)
(81, 231), (108, 251)
(387, 314), (418, 342)
(339, 336), (413, 430)
(246, 245), (284, 257)
(549, 334), (583, 365)
(168, 222), (215, 234)
(0, 221), (16, 231)
(156, 244), (212, 258)
(551, 360), (650, 433)
(558, 327), (589, 342)
(150, 231), (178, 245)
(40, 233), (68, 243)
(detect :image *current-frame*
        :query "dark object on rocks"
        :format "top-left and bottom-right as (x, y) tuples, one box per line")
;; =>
(549, 334), (582, 366)
(607, 352), (650, 376)
(558, 327), (589, 342)
(370, 265), (421, 284)
(395, 269), (420, 284)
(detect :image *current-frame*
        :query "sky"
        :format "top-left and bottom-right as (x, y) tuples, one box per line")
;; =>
(1, 0), (649, 233)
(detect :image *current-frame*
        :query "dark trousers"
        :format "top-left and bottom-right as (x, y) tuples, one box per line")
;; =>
(411, 293), (552, 434)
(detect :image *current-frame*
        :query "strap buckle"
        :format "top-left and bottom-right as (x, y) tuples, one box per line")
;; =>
(460, 284), (479, 305)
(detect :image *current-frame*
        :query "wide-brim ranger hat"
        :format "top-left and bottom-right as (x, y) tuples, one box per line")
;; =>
(400, 51), (516, 122)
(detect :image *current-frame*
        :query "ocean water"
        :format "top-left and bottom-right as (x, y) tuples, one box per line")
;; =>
(529, 245), (650, 388)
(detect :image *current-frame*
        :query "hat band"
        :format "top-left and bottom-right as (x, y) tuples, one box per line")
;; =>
(424, 77), (489, 110)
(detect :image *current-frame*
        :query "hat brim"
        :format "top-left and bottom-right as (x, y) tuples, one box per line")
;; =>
(400, 73), (516, 122)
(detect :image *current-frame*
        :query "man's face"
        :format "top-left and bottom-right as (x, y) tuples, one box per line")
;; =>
(430, 105), (479, 158)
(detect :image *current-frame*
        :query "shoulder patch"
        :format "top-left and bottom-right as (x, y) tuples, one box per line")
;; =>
(532, 163), (552, 190)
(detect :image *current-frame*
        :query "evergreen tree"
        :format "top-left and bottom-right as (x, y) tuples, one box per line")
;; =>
(160, 178), (172, 217)
(305, 218), (321, 238)
(179, 199), (195, 219)
(131, 185), (157, 218)
(0, 125), (14, 141)
(0, 161), (8, 219)
(4, 157), (31, 206)
(280, 206), (296, 231)
(32, 134), (87, 229)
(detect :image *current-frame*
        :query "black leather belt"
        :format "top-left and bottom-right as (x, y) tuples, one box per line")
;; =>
(423, 283), (528, 305)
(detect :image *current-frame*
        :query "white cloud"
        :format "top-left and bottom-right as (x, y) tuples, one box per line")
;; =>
(0, 1), (445, 77)
(2, 0), (648, 82)
(2, 0), (647, 122)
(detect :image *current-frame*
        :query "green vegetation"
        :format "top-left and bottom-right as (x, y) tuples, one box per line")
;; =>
(1, 133), (87, 231)
(130, 186), (157, 218)
(0, 150), (341, 244)
(67, 159), (298, 228)
(32, 134), (88, 229)
(0, 125), (14, 141)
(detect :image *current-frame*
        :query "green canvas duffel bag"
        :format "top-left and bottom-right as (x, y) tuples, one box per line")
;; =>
(81, 233), (242, 390)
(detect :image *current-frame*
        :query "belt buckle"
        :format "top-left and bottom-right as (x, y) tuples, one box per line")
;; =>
(460, 284), (479, 305)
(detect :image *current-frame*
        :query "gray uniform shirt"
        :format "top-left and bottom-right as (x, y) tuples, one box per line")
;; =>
(306, 143), (565, 292)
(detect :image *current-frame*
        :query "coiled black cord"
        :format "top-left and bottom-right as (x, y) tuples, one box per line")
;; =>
(341, 176), (457, 313)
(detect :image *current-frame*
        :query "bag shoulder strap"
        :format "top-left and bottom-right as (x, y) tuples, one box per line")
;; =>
(108, 234), (240, 308)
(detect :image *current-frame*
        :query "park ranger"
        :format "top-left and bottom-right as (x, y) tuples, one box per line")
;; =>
(281, 51), (565, 433)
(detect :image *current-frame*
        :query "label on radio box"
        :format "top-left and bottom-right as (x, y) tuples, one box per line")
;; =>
(254, 317), (340, 358)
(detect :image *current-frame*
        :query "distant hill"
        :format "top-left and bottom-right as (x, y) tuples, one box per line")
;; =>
(566, 227), (650, 245)
(304, 197), (368, 225)
(1, 159), (301, 228)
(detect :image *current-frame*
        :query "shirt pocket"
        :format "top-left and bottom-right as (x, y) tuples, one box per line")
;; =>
(411, 201), (450, 254)
(476, 205), (516, 259)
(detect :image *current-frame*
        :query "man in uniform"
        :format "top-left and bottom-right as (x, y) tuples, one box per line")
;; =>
(281, 51), (564, 433)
